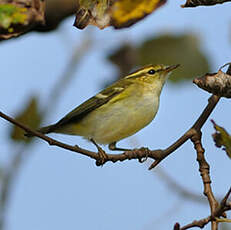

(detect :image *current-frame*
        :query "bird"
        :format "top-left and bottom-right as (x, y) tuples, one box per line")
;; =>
(26, 64), (179, 151)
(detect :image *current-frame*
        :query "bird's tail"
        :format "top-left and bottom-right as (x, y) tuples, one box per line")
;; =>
(25, 124), (56, 137)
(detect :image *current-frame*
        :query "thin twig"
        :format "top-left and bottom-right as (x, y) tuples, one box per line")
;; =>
(0, 145), (28, 230)
(0, 92), (223, 169)
(190, 131), (218, 230)
(0, 64), (230, 230)
(149, 95), (220, 169)
(1, 65), (230, 170)
(0, 111), (164, 165)
(179, 187), (231, 230)
(149, 63), (231, 170)
(0, 37), (93, 230)
(0, 93), (222, 169)
(176, 65), (231, 230)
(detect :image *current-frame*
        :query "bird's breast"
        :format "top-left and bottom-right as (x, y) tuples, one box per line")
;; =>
(85, 91), (159, 144)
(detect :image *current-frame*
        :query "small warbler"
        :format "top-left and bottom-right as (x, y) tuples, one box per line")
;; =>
(32, 64), (179, 150)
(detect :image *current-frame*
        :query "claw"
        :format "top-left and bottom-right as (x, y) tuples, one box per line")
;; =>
(90, 139), (108, 166)
(108, 142), (131, 151)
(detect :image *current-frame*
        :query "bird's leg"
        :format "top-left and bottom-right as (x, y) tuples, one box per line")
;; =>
(108, 142), (131, 151)
(90, 139), (108, 166)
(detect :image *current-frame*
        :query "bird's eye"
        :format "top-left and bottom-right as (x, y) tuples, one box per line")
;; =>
(148, 69), (156, 75)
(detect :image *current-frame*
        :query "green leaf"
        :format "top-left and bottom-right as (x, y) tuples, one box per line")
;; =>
(0, 4), (27, 30)
(10, 97), (42, 143)
(212, 120), (231, 159)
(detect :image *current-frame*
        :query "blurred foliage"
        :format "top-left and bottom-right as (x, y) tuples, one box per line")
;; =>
(0, 4), (27, 31)
(109, 44), (137, 76)
(10, 97), (42, 143)
(75, 0), (165, 29)
(212, 120), (231, 159)
(108, 33), (210, 83)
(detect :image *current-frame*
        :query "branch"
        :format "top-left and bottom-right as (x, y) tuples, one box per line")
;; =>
(0, 38), (92, 230)
(0, 95), (222, 168)
(148, 95), (220, 169)
(181, 0), (231, 7)
(35, 0), (76, 32)
(0, 65), (229, 168)
(149, 63), (231, 170)
(177, 187), (231, 230)
(1, 64), (230, 169)
(0, 145), (28, 230)
(191, 131), (218, 230)
(0, 0), (77, 41)
(172, 64), (231, 230)
(0, 111), (164, 166)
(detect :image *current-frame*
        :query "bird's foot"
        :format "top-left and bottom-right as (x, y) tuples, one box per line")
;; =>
(137, 147), (150, 163)
(90, 139), (108, 166)
(108, 142), (131, 152)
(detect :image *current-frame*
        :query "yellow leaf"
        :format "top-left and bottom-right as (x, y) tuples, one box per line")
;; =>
(212, 120), (231, 159)
(111, 0), (166, 28)
(10, 97), (42, 143)
(74, 0), (166, 29)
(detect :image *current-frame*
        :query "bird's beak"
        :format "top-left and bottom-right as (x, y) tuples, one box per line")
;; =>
(164, 64), (180, 72)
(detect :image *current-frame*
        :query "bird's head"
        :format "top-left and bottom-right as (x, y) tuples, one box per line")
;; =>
(126, 64), (179, 83)
(125, 64), (180, 93)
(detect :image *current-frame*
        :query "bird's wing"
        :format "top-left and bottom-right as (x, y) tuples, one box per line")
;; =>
(56, 80), (130, 127)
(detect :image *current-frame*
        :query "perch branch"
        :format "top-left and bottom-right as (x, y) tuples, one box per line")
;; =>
(0, 93), (223, 168)
(1, 64), (230, 169)
(0, 111), (163, 165)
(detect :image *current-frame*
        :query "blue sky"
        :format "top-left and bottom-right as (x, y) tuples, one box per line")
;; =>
(0, 1), (231, 230)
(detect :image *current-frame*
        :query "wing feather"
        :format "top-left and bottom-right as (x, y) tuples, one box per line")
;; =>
(55, 81), (130, 127)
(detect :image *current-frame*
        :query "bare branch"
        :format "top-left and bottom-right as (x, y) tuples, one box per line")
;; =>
(0, 37), (92, 229)
(1, 64), (230, 169)
(0, 111), (164, 166)
(178, 187), (231, 230)
(182, 0), (231, 7)
(149, 95), (220, 169)
(190, 131), (218, 230)
(149, 63), (231, 169)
